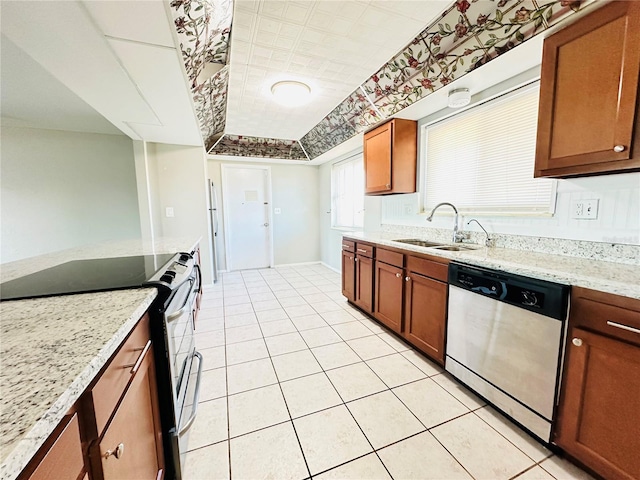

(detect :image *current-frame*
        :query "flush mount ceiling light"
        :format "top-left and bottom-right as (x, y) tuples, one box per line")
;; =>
(448, 88), (471, 108)
(270, 80), (312, 107)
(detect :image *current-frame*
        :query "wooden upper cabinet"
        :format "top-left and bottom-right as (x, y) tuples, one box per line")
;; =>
(535, 1), (640, 177)
(363, 118), (417, 195)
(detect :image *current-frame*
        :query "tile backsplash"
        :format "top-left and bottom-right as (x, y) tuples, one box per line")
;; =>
(378, 172), (640, 264)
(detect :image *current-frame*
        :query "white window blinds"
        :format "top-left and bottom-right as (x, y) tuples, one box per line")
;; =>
(424, 84), (556, 215)
(332, 156), (364, 228)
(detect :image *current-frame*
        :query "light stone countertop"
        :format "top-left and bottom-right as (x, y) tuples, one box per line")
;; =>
(346, 231), (640, 300)
(0, 236), (200, 480)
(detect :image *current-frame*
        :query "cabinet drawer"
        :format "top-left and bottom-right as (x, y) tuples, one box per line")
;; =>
(376, 248), (403, 268)
(571, 287), (640, 346)
(92, 314), (151, 435)
(406, 255), (448, 282)
(341, 239), (355, 253)
(28, 414), (83, 480)
(355, 242), (374, 258)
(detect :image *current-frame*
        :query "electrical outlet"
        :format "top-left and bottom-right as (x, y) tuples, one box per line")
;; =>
(165, 207), (174, 218)
(572, 199), (599, 219)
(274, 208), (281, 214)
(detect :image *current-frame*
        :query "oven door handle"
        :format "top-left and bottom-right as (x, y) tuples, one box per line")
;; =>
(166, 278), (195, 323)
(178, 351), (203, 436)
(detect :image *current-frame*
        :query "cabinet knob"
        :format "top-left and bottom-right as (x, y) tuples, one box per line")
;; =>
(396, 273), (401, 278)
(355, 258), (358, 262)
(572, 338), (583, 347)
(385, 183), (391, 189)
(104, 443), (124, 460)
(613, 145), (626, 152)
(405, 276), (410, 282)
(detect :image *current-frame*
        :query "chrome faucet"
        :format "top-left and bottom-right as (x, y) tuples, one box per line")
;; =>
(426, 202), (465, 243)
(467, 219), (492, 247)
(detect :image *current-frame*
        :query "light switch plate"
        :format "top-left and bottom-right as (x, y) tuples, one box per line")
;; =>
(165, 207), (174, 218)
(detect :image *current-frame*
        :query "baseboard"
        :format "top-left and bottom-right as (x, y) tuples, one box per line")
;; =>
(320, 262), (341, 274)
(272, 261), (322, 267)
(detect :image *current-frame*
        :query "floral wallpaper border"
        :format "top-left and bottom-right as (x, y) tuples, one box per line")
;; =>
(209, 134), (310, 161)
(300, 0), (588, 159)
(171, 0), (590, 161)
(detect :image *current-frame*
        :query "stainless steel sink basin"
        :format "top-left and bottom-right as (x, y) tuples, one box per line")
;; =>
(432, 245), (480, 251)
(393, 239), (481, 251)
(393, 239), (444, 248)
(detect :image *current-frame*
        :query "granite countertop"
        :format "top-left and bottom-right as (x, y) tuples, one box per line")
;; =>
(0, 236), (200, 480)
(346, 232), (640, 300)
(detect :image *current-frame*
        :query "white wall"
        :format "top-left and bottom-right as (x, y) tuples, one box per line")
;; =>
(142, 143), (214, 284)
(208, 160), (320, 269)
(1, 126), (141, 262)
(318, 148), (383, 271)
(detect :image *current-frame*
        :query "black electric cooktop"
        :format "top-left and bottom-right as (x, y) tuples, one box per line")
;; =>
(0, 253), (177, 301)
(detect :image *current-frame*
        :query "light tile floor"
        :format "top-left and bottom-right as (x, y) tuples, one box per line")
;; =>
(184, 264), (594, 480)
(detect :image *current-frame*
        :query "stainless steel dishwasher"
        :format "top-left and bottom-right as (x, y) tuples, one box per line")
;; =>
(446, 262), (569, 443)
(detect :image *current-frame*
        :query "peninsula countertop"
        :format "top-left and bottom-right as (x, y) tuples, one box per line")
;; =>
(0, 236), (200, 480)
(345, 231), (640, 300)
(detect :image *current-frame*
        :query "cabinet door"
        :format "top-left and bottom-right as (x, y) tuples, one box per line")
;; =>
(403, 273), (447, 365)
(535, 1), (640, 177)
(354, 255), (374, 313)
(373, 261), (403, 333)
(364, 122), (392, 194)
(555, 328), (640, 480)
(95, 347), (164, 480)
(341, 250), (355, 302)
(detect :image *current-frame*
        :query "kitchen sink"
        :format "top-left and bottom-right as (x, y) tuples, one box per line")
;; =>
(432, 245), (480, 251)
(393, 239), (480, 251)
(393, 239), (444, 248)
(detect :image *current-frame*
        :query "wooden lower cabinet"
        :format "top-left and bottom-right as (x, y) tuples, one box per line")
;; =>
(554, 288), (640, 480)
(91, 345), (164, 480)
(373, 260), (403, 333)
(354, 255), (374, 313)
(403, 272), (447, 365)
(341, 250), (355, 302)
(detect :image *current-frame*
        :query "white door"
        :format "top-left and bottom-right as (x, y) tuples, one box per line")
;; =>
(221, 165), (272, 271)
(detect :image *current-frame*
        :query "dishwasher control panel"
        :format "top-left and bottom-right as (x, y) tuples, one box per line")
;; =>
(449, 262), (569, 320)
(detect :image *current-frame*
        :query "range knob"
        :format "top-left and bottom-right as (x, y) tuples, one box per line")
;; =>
(179, 253), (191, 263)
(160, 273), (174, 284)
(522, 291), (538, 306)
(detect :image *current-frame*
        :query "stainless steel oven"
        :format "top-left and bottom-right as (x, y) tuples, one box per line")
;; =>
(147, 255), (203, 480)
(446, 262), (569, 443)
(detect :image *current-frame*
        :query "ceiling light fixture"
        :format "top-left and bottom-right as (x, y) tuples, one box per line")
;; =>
(448, 88), (471, 108)
(270, 80), (312, 107)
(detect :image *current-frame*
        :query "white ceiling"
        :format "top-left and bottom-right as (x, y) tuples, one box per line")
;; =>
(226, 0), (450, 139)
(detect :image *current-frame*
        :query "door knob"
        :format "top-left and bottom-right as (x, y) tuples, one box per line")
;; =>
(613, 145), (626, 152)
(572, 338), (583, 347)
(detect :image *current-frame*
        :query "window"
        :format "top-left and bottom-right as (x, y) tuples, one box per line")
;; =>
(423, 84), (556, 215)
(332, 155), (364, 228)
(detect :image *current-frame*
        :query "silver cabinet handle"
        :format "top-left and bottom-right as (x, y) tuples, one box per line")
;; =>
(607, 321), (640, 335)
(405, 276), (410, 282)
(104, 442), (124, 460)
(179, 351), (203, 436)
(357, 248), (367, 253)
(572, 338), (583, 347)
(396, 273), (401, 278)
(122, 340), (152, 374)
(613, 145), (626, 152)
(342, 244), (350, 248)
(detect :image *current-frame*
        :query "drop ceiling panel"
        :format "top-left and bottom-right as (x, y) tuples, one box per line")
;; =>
(226, 0), (448, 139)
(1, 1), (158, 139)
(82, 0), (175, 47)
(107, 39), (202, 145)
